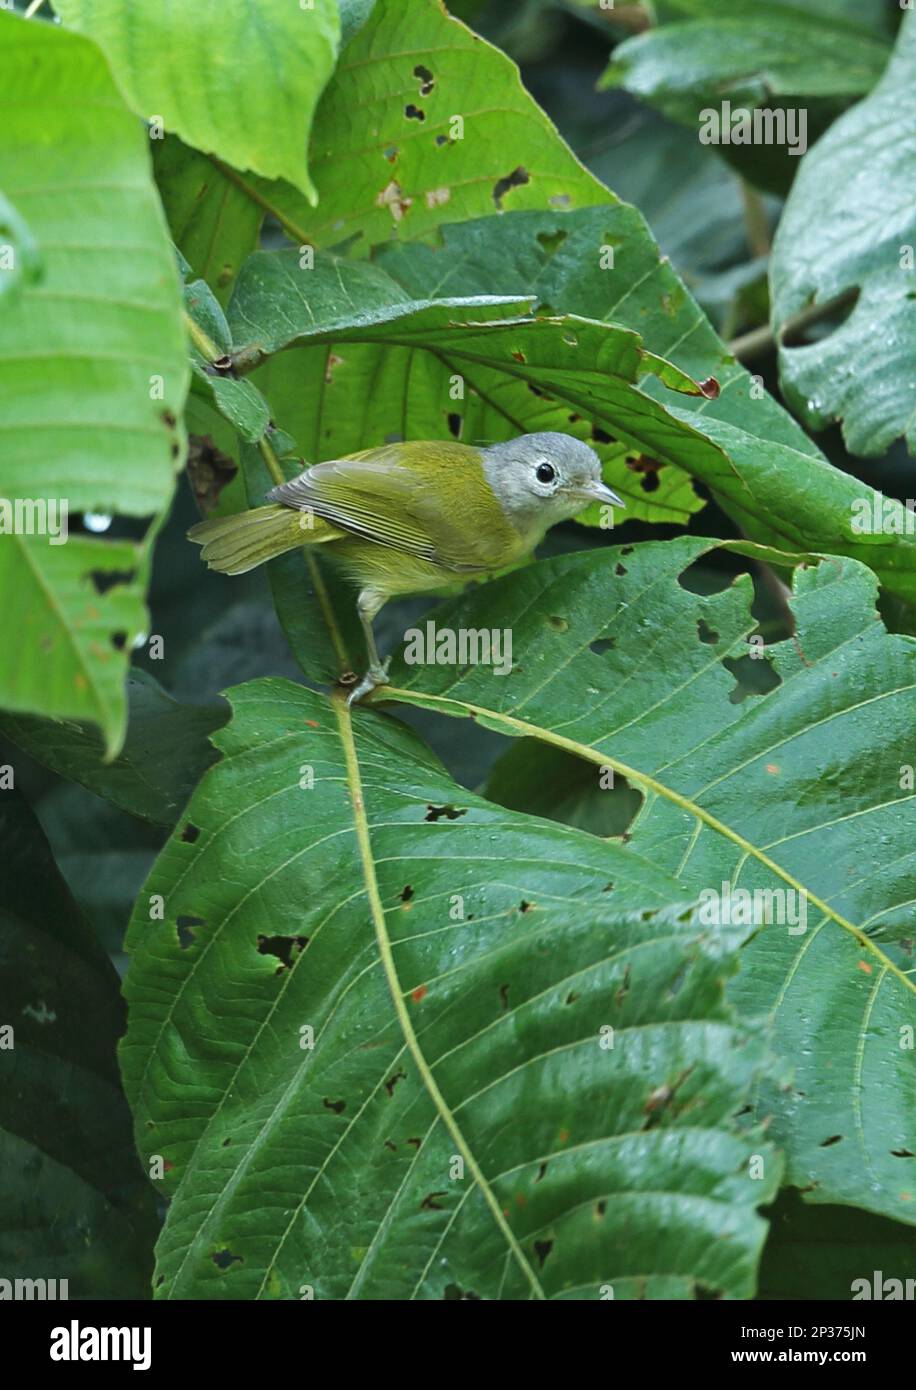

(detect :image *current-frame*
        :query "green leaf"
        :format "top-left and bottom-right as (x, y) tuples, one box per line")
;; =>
(219, 0), (609, 251)
(770, 10), (916, 456)
(53, 0), (341, 205)
(601, 0), (891, 125)
(369, 205), (916, 607)
(121, 679), (782, 1299)
(227, 245), (727, 527)
(383, 537), (916, 1225)
(0, 670), (228, 828)
(0, 188), (41, 304)
(0, 790), (157, 1297)
(152, 136), (261, 307)
(0, 12), (188, 753)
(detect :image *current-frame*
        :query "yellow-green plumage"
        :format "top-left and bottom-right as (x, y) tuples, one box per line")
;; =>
(187, 433), (623, 701)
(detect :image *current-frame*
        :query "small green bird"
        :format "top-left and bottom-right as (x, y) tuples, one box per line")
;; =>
(188, 432), (623, 702)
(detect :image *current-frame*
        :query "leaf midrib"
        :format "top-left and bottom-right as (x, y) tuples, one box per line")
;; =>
(332, 688), (547, 1300)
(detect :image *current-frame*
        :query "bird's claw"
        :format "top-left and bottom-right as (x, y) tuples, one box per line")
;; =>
(346, 659), (391, 708)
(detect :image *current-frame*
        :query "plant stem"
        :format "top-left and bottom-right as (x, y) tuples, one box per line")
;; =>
(184, 310), (221, 364)
(729, 288), (857, 363)
(740, 180), (771, 259)
(257, 437), (353, 674)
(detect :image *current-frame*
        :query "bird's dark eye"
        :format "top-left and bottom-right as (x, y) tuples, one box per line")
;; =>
(536, 462), (556, 484)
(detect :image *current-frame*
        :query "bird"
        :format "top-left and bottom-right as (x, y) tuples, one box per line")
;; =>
(188, 431), (624, 702)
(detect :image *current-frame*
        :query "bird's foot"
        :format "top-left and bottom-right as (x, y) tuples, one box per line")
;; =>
(346, 659), (391, 708)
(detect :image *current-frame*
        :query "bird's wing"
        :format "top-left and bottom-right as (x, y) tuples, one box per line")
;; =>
(266, 452), (488, 569)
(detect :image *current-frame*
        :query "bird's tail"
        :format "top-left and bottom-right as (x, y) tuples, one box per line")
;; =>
(188, 504), (320, 575)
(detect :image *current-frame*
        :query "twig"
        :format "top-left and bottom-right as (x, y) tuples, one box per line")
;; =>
(728, 288), (857, 363)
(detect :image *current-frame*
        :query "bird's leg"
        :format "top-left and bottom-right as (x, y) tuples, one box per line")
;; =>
(347, 587), (391, 706)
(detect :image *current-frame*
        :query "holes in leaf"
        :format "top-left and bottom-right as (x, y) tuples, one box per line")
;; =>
(323, 1097), (347, 1115)
(400, 884), (414, 902)
(591, 426), (613, 444)
(492, 166), (529, 210)
(111, 631), (127, 650)
(782, 286), (859, 349)
(425, 803), (466, 821)
(257, 933), (308, 970)
(677, 554), (741, 595)
(413, 64), (435, 95)
(404, 104), (425, 121)
(595, 1200), (607, 1217)
(535, 1161), (548, 1183)
(533, 1239), (554, 1268)
(697, 618), (720, 645)
(614, 562), (627, 576)
(385, 1070), (407, 1098)
(536, 228), (567, 255)
(721, 653), (781, 703)
(211, 1249), (243, 1270)
(176, 914), (204, 949)
(435, 134), (448, 147)
(447, 411), (462, 438)
(421, 1191), (447, 1210)
(519, 900), (532, 914)
(626, 453), (660, 483)
(590, 637), (615, 655)
(498, 983), (510, 1011)
(181, 823), (200, 844)
(444, 1284), (481, 1300)
(640, 472), (659, 493)
(891, 1148), (915, 1158)
(89, 567), (136, 595)
(615, 965), (631, 1008)
(819, 1134), (844, 1147)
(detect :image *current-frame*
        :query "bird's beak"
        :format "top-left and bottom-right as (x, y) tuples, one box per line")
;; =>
(576, 480), (625, 509)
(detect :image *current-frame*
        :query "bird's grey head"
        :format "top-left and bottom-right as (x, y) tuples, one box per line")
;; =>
(482, 432), (624, 543)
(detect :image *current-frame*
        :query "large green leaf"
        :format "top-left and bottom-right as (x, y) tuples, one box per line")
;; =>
(0, 13), (188, 753)
(382, 537), (916, 1226)
(770, 10), (916, 456)
(121, 680), (782, 1299)
(0, 791), (157, 1297)
(211, 0), (608, 251)
(602, 0), (891, 126)
(53, 0), (341, 204)
(371, 207), (916, 605)
(226, 246), (728, 499)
